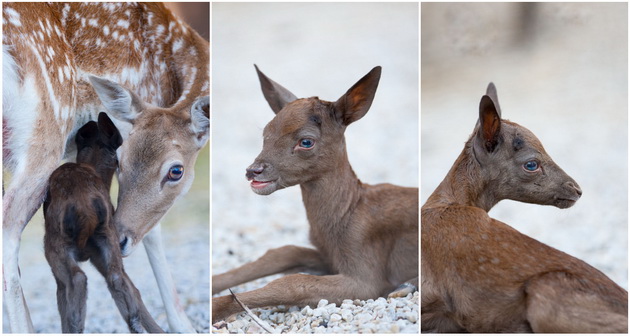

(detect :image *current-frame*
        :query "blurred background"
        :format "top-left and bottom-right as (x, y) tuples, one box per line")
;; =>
(422, 3), (627, 289)
(3, 3), (210, 333)
(212, 2), (418, 332)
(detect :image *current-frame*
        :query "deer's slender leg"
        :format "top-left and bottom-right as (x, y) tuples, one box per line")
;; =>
(89, 228), (164, 333)
(212, 245), (328, 294)
(44, 244), (88, 333)
(4, 158), (62, 333)
(212, 273), (382, 322)
(142, 223), (196, 333)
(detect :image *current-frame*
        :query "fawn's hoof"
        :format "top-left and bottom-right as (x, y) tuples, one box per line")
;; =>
(388, 282), (417, 298)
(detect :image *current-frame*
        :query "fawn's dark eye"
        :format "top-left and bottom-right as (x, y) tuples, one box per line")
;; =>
(167, 165), (184, 181)
(298, 139), (314, 149)
(523, 160), (539, 172)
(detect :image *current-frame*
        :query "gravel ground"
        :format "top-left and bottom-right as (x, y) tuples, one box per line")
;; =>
(422, 3), (627, 289)
(2, 147), (210, 333)
(211, 3), (419, 333)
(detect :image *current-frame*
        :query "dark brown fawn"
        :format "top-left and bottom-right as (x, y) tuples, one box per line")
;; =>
(421, 83), (628, 333)
(212, 66), (419, 322)
(43, 113), (163, 333)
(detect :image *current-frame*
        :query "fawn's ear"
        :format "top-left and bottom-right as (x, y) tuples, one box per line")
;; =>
(89, 76), (145, 123)
(97, 112), (123, 149)
(189, 95), (210, 149)
(75, 121), (99, 147)
(478, 95), (501, 152)
(333, 66), (381, 126)
(255, 64), (298, 114)
(485, 82), (502, 117)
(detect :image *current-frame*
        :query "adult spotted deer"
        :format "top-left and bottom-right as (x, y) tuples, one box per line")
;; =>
(3, 3), (209, 333)
(421, 83), (628, 332)
(44, 113), (162, 333)
(212, 66), (418, 322)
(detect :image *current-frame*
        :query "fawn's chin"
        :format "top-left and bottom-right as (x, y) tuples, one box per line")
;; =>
(250, 180), (278, 195)
(554, 198), (577, 209)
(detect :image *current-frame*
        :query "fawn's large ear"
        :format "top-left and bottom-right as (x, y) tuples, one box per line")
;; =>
(333, 66), (381, 126)
(97, 112), (123, 150)
(255, 64), (298, 114)
(189, 95), (210, 149)
(75, 121), (99, 147)
(89, 76), (145, 123)
(478, 95), (501, 152)
(485, 82), (502, 117)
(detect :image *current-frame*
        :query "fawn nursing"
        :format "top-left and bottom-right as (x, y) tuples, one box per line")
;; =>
(212, 66), (418, 321)
(421, 83), (628, 332)
(44, 113), (163, 333)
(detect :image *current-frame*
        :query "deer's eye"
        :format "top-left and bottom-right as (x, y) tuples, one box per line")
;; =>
(298, 138), (315, 149)
(167, 165), (184, 181)
(523, 160), (539, 172)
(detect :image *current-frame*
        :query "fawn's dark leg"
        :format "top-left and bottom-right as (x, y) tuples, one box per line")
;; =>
(89, 232), (164, 333)
(44, 245), (87, 333)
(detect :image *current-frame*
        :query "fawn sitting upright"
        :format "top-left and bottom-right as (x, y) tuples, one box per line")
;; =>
(212, 66), (418, 322)
(43, 112), (163, 333)
(421, 83), (628, 333)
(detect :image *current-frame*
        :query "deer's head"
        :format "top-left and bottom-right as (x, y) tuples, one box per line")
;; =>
(89, 76), (209, 256)
(245, 66), (381, 195)
(471, 83), (582, 209)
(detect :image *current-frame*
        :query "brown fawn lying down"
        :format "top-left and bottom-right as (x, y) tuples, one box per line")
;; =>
(43, 113), (163, 333)
(212, 66), (419, 321)
(421, 83), (628, 333)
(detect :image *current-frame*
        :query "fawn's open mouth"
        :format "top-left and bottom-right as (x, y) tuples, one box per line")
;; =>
(249, 179), (278, 195)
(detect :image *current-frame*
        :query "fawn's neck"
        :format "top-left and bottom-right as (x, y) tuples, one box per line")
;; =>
(425, 141), (498, 212)
(300, 153), (362, 235)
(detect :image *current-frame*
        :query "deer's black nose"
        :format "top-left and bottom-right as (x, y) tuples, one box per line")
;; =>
(566, 181), (582, 197)
(246, 165), (264, 180)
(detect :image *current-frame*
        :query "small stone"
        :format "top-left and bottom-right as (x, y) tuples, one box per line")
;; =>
(340, 308), (353, 321)
(329, 313), (342, 323)
(391, 324), (400, 333)
(317, 299), (329, 308)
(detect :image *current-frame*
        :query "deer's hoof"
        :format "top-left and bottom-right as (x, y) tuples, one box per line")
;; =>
(388, 282), (417, 298)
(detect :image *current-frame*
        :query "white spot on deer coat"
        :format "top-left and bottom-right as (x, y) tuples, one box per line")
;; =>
(5, 7), (22, 26)
(116, 19), (129, 29)
(172, 39), (183, 53)
(103, 25), (109, 35)
(88, 18), (98, 27)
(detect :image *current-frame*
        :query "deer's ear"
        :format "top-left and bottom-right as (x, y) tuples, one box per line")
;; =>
(333, 66), (381, 126)
(478, 95), (501, 152)
(485, 82), (502, 117)
(255, 65), (298, 114)
(190, 95), (210, 149)
(75, 121), (99, 147)
(89, 76), (145, 123)
(97, 112), (123, 149)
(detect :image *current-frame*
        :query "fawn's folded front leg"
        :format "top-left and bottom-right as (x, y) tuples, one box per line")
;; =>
(212, 245), (328, 294)
(212, 273), (381, 322)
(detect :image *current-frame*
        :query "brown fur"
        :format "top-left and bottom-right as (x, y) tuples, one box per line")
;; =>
(421, 83), (628, 333)
(43, 113), (163, 333)
(212, 66), (419, 321)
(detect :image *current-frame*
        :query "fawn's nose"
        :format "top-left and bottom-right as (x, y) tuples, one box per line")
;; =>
(565, 181), (582, 197)
(246, 164), (265, 180)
